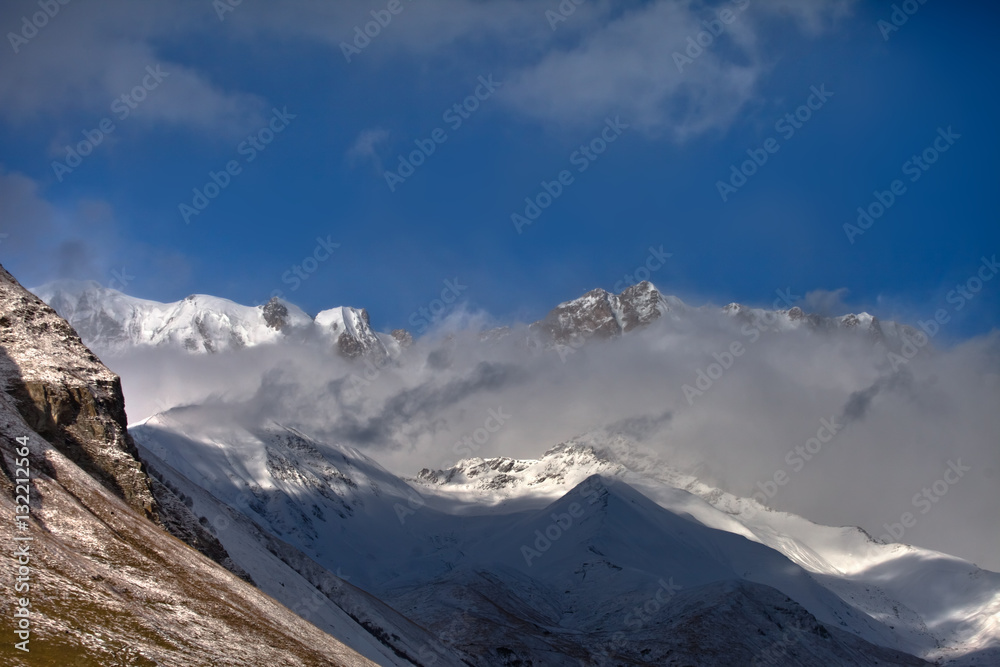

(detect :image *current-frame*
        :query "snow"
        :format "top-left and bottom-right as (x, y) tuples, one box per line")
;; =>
(0, 266), (376, 666)
(31, 280), (388, 357)
(131, 406), (1000, 665)
(22, 272), (994, 664)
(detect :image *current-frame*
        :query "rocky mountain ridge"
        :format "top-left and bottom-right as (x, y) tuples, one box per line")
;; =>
(36, 278), (915, 363)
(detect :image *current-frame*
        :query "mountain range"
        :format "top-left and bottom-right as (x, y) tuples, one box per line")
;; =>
(34, 278), (917, 361)
(0, 266), (994, 665)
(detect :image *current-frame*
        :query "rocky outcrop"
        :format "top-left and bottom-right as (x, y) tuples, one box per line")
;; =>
(0, 265), (157, 519)
(261, 296), (290, 330)
(390, 328), (413, 347)
(531, 280), (670, 344)
(0, 264), (254, 581)
(0, 263), (375, 665)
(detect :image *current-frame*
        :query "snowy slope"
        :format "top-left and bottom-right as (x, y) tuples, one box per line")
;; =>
(384, 476), (932, 666)
(33, 279), (393, 358)
(413, 440), (1000, 665)
(136, 441), (467, 667)
(132, 411), (478, 665)
(35, 279), (912, 362)
(128, 406), (999, 665)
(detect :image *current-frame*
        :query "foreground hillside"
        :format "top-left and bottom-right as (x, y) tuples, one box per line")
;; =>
(0, 264), (375, 666)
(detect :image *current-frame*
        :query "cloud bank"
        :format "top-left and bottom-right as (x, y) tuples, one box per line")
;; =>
(104, 307), (1000, 572)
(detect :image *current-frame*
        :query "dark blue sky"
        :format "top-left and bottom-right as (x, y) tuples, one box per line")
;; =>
(1, 0), (997, 339)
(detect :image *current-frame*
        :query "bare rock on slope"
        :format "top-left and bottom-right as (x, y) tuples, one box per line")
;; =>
(0, 265), (156, 519)
(0, 263), (374, 665)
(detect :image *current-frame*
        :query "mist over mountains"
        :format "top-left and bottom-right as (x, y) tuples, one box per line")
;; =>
(1, 254), (997, 665)
(35, 278), (1000, 574)
(3, 1), (998, 664)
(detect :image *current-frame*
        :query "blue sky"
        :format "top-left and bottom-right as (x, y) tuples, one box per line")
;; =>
(1, 0), (997, 339)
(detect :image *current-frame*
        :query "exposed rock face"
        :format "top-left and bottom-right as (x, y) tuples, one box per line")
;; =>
(0, 263), (374, 665)
(390, 328), (413, 347)
(261, 296), (290, 330)
(36, 276), (917, 371)
(337, 331), (366, 359)
(0, 265), (255, 580)
(0, 265), (157, 519)
(314, 306), (392, 360)
(617, 281), (668, 332)
(532, 280), (671, 343)
(530, 281), (915, 353)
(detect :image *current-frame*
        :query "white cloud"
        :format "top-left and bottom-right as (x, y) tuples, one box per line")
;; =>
(502, 0), (855, 138)
(346, 128), (390, 172)
(0, 167), (106, 283)
(0, 0), (856, 141)
(0, 1), (266, 135)
(0, 167), (192, 292)
(104, 304), (999, 572)
(803, 287), (851, 315)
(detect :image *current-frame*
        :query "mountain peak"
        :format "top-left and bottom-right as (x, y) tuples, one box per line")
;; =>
(531, 280), (675, 344)
(33, 281), (399, 360)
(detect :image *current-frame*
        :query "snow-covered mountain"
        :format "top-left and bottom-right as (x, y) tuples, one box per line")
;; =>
(530, 281), (685, 342)
(32, 279), (404, 359)
(414, 439), (1000, 666)
(130, 405), (1000, 666)
(530, 279), (912, 348)
(23, 273), (992, 665)
(35, 278), (915, 362)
